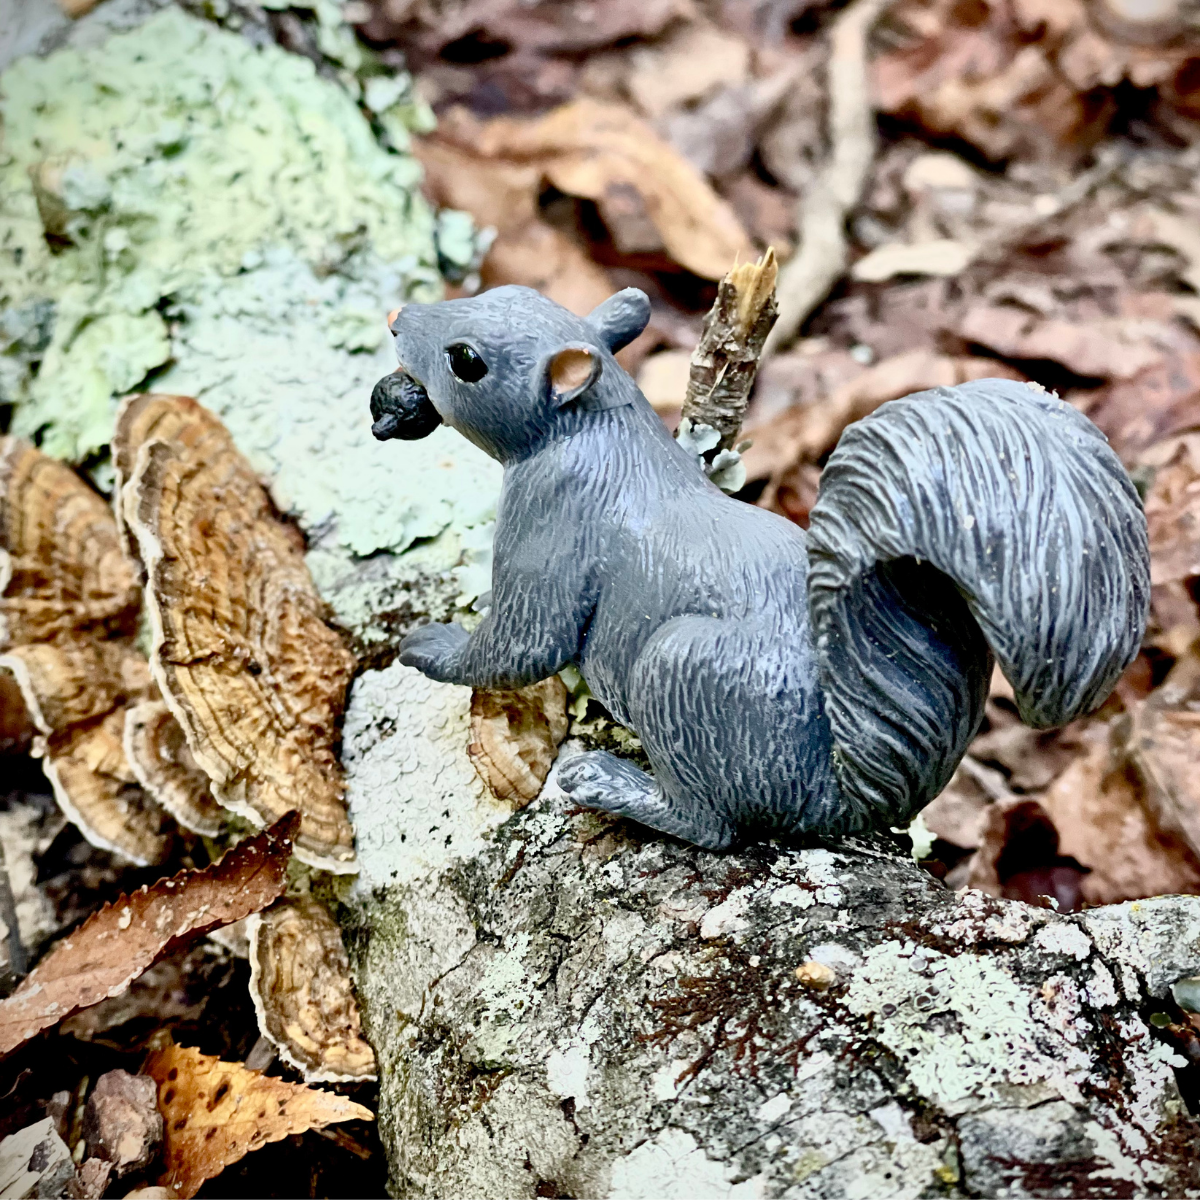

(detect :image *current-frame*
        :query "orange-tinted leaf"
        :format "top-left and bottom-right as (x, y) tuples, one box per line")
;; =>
(145, 1036), (372, 1198)
(0, 813), (299, 1057)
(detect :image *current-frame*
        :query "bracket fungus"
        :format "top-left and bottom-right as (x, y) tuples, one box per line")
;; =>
(247, 897), (376, 1083)
(114, 395), (359, 873)
(0, 438), (141, 647)
(123, 700), (224, 838)
(467, 677), (570, 806)
(0, 438), (173, 865)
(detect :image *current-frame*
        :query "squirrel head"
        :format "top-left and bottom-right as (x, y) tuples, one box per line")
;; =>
(371, 284), (651, 462)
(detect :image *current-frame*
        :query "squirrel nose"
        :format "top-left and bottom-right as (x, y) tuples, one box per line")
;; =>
(387, 306), (404, 333)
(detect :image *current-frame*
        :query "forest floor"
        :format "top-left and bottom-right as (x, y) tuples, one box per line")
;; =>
(2, 0), (1200, 1195)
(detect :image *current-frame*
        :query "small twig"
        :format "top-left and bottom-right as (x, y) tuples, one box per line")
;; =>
(764, 0), (891, 357)
(681, 248), (779, 452)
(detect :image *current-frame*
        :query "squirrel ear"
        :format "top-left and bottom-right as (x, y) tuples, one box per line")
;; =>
(586, 288), (651, 354)
(545, 345), (602, 408)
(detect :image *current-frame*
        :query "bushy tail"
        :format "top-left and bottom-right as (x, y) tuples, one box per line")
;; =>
(806, 379), (1149, 832)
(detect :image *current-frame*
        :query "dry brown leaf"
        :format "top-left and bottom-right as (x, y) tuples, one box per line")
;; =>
(970, 723), (1200, 906)
(144, 1035), (372, 1199)
(1042, 735), (1200, 906)
(1081, 348), (1200, 463)
(124, 700), (225, 838)
(625, 21), (751, 120)
(247, 897), (376, 1083)
(115, 395), (358, 873)
(919, 763), (994, 852)
(956, 306), (1170, 380)
(0, 813), (299, 1057)
(0, 437), (174, 864)
(637, 350), (694, 413)
(435, 100), (754, 280)
(414, 137), (616, 320)
(468, 677), (569, 806)
(1143, 439), (1200, 587)
(359, 0), (691, 62)
(968, 675), (1088, 794)
(1128, 649), (1200, 862)
(746, 350), (1022, 487)
(873, 0), (1200, 162)
(749, 351), (1022, 526)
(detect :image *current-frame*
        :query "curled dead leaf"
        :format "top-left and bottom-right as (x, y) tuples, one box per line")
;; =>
(433, 100), (754, 280)
(468, 677), (569, 806)
(247, 897), (376, 1084)
(0, 813), (299, 1058)
(747, 351), (1022, 519)
(1143, 438), (1200, 587)
(956, 306), (1173, 381)
(144, 1034), (372, 1199)
(1128, 649), (1200, 863)
(874, 0), (1200, 162)
(969, 723), (1200, 907)
(114, 395), (359, 873)
(413, 138), (625, 324)
(359, 0), (690, 63)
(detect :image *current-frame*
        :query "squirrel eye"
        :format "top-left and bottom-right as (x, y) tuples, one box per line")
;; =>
(446, 343), (488, 383)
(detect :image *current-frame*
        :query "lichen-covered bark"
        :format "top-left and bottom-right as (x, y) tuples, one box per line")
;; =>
(341, 666), (1200, 1199)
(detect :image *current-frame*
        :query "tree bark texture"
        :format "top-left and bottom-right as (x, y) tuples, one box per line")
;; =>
(339, 664), (1200, 1199)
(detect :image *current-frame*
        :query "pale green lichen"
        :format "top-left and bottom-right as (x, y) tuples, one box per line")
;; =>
(0, 6), (432, 459)
(0, 6), (504, 647)
(845, 938), (1090, 1116)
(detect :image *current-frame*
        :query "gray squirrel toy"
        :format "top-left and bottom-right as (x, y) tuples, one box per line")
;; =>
(370, 285), (1150, 851)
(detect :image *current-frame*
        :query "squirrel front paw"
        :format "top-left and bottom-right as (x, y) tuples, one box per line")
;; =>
(398, 622), (470, 682)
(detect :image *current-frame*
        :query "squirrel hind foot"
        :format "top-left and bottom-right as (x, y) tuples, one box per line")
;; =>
(555, 750), (734, 850)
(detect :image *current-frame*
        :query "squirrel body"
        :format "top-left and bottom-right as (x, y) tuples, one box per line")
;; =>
(373, 285), (1150, 850)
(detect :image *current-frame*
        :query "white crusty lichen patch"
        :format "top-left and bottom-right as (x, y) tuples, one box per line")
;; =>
(608, 1128), (763, 1200)
(341, 660), (515, 887)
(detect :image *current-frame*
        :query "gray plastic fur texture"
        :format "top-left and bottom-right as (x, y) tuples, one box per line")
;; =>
(371, 285), (1150, 850)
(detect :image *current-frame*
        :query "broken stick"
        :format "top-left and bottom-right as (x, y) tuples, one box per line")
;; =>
(681, 248), (779, 453)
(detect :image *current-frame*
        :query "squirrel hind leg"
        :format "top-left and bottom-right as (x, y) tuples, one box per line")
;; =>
(555, 750), (735, 850)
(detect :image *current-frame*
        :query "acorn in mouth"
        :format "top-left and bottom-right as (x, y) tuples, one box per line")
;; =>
(370, 370), (442, 441)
